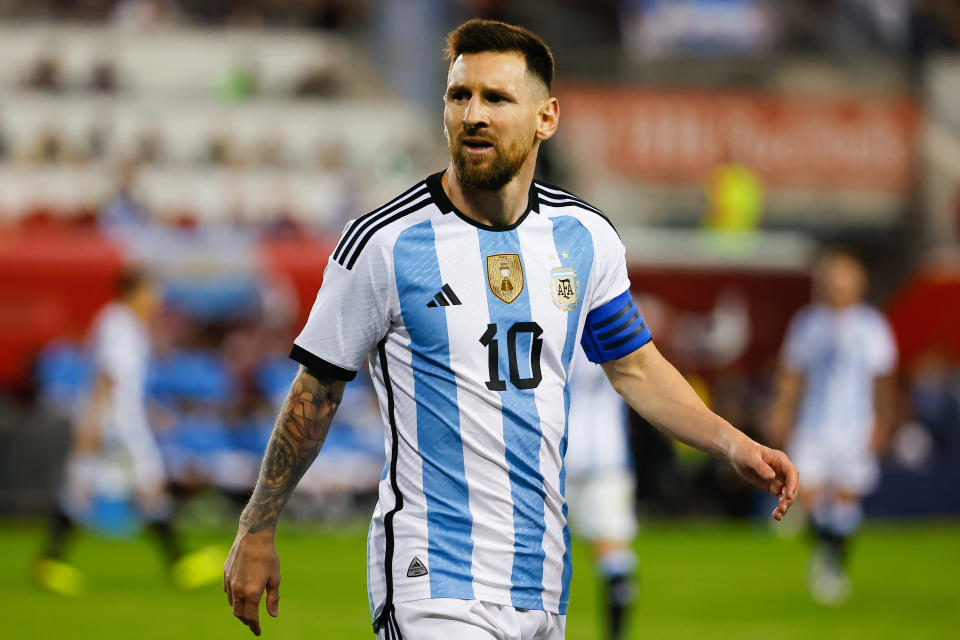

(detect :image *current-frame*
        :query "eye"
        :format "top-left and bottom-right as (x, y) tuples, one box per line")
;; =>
(448, 90), (469, 102)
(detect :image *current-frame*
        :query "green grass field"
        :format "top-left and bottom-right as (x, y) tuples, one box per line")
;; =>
(2, 519), (958, 639)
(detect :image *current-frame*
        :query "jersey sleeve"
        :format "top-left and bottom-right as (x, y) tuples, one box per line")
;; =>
(290, 239), (393, 381)
(580, 221), (651, 363)
(780, 309), (811, 373)
(871, 314), (898, 376)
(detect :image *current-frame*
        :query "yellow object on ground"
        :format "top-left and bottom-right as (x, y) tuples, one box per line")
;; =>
(32, 558), (85, 596)
(171, 545), (225, 591)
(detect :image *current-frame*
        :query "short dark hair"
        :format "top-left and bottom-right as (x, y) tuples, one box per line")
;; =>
(117, 266), (151, 300)
(444, 18), (554, 91)
(816, 244), (864, 268)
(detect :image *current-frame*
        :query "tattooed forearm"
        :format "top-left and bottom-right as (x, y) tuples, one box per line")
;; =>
(239, 366), (346, 533)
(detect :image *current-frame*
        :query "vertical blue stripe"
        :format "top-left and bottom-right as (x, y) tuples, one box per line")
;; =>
(550, 216), (594, 614)
(394, 220), (474, 599)
(477, 228), (547, 609)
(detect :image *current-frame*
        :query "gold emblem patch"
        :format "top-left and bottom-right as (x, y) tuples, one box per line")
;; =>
(486, 253), (524, 304)
(551, 266), (580, 311)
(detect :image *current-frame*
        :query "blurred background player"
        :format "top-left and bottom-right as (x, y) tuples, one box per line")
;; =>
(566, 348), (637, 640)
(767, 247), (897, 605)
(32, 269), (221, 595)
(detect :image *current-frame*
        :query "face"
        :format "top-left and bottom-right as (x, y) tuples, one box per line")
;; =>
(127, 280), (159, 319)
(815, 254), (866, 308)
(443, 51), (557, 191)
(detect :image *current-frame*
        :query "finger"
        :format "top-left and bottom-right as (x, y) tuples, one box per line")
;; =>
(773, 485), (796, 520)
(773, 497), (789, 520)
(243, 591), (262, 636)
(768, 449), (800, 499)
(784, 458), (800, 500)
(266, 576), (280, 618)
(751, 450), (776, 482)
(232, 594), (247, 624)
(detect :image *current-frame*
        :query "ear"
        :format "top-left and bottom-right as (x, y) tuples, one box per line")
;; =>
(536, 97), (559, 142)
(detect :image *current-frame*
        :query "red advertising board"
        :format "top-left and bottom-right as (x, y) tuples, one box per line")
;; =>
(558, 86), (920, 193)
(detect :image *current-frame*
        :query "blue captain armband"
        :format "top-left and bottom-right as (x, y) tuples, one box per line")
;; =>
(581, 290), (652, 363)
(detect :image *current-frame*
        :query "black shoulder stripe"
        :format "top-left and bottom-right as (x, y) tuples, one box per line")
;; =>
(536, 190), (604, 215)
(332, 182), (428, 263)
(535, 181), (595, 206)
(534, 188), (618, 234)
(341, 199), (433, 270)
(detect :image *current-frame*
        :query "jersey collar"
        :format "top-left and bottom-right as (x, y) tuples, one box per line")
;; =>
(426, 170), (539, 232)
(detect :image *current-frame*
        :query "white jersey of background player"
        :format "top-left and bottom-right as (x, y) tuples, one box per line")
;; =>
(35, 270), (220, 595)
(768, 247), (897, 605)
(566, 347), (636, 640)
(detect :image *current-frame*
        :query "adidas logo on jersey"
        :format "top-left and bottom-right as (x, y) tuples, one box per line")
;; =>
(407, 557), (428, 578)
(426, 284), (461, 308)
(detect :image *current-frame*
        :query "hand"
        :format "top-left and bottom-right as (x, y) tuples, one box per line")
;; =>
(224, 529), (281, 636)
(727, 436), (799, 521)
(869, 427), (888, 456)
(72, 427), (101, 455)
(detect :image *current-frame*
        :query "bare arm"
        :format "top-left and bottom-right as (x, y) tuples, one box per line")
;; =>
(601, 342), (798, 520)
(73, 373), (114, 454)
(224, 366), (347, 636)
(766, 367), (804, 451)
(870, 373), (897, 454)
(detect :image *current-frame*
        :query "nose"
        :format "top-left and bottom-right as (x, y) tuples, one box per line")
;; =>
(463, 95), (489, 128)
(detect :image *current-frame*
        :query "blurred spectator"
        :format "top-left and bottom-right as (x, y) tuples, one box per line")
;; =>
(294, 61), (343, 97)
(909, 347), (960, 459)
(24, 54), (62, 92)
(89, 60), (119, 94)
(100, 161), (151, 231)
(255, 134), (287, 168)
(909, 0), (960, 60)
(28, 126), (66, 164)
(205, 131), (242, 166)
(621, 0), (773, 60)
(215, 62), (259, 102)
(779, 0), (909, 54)
(0, 118), (8, 162)
(110, 0), (183, 29)
(703, 146), (764, 234)
(134, 129), (165, 165)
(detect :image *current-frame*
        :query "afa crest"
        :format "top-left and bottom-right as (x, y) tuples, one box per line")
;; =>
(551, 266), (580, 311)
(486, 253), (524, 304)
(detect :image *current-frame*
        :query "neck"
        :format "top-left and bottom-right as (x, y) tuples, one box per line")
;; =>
(442, 155), (537, 228)
(827, 299), (857, 310)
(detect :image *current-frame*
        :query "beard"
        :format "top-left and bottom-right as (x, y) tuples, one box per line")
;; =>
(450, 132), (534, 191)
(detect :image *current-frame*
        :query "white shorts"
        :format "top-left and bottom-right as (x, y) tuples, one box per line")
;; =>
(376, 599), (565, 640)
(61, 434), (166, 509)
(789, 434), (878, 495)
(565, 469), (637, 543)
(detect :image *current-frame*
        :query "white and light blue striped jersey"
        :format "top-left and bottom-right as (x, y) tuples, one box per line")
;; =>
(780, 302), (896, 442)
(291, 171), (651, 625)
(565, 348), (630, 478)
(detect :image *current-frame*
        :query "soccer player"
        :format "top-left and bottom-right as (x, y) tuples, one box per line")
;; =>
(224, 19), (798, 639)
(33, 269), (220, 594)
(767, 247), (897, 605)
(566, 348), (637, 640)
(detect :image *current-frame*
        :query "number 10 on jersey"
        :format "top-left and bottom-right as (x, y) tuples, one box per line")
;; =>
(479, 322), (543, 391)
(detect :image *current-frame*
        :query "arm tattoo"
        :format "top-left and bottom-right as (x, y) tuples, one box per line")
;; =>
(240, 366), (346, 533)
